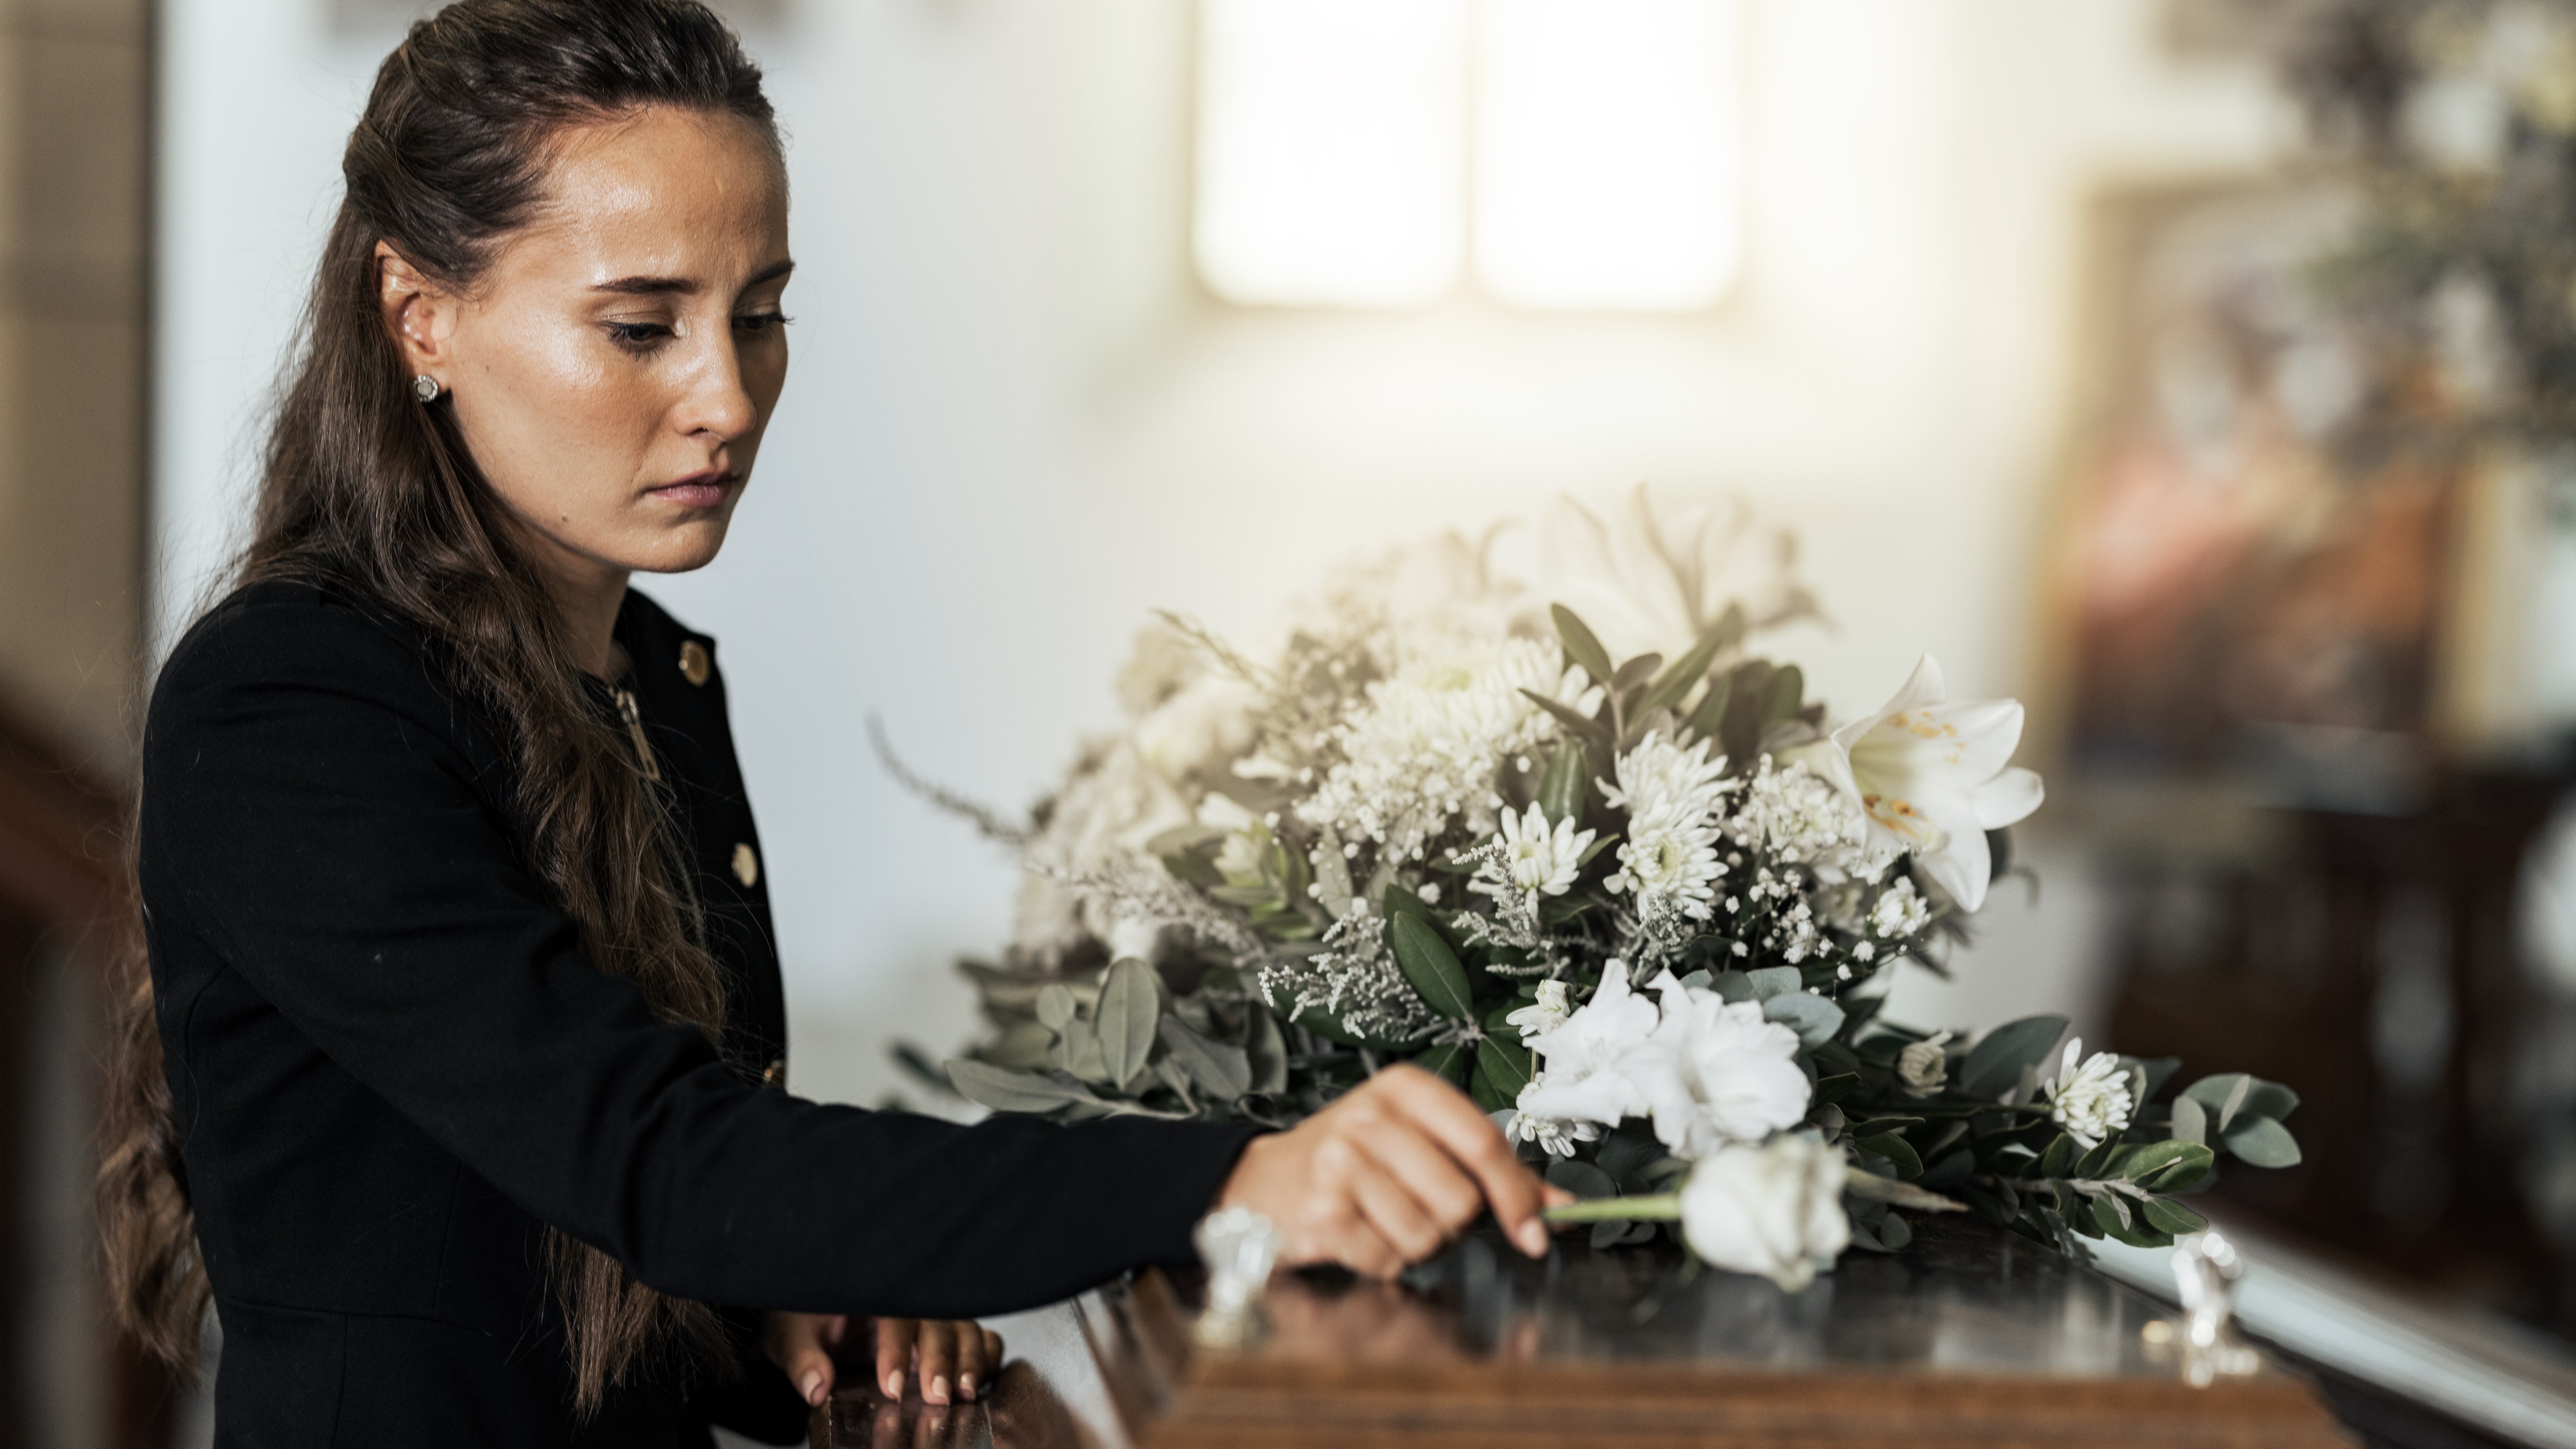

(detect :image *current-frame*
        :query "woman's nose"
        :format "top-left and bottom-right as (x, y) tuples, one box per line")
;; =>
(677, 336), (757, 441)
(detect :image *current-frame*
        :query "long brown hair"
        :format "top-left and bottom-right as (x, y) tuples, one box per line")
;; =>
(100, 0), (776, 1414)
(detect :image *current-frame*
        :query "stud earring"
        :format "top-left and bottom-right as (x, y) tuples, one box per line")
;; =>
(413, 374), (441, 403)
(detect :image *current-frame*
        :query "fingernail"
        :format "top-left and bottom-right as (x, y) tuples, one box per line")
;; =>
(959, 1373), (977, 1400)
(1517, 1220), (1549, 1256)
(884, 1370), (904, 1398)
(800, 1371), (825, 1406)
(929, 1374), (951, 1404)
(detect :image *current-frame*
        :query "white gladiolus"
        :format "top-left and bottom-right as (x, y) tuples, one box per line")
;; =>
(1637, 974), (1813, 1158)
(2042, 1037), (2135, 1148)
(1896, 1031), (1953, 1099)
(1515, 960), (1661, 1130)
(1789, 655), (2043, 912)
(1679, 1136), (1851, 1292)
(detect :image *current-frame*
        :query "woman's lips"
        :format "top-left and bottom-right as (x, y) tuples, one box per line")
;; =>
(647, 473), (737, 509)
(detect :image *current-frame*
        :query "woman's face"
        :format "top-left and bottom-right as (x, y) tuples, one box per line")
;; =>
(381, 105), (792, 587)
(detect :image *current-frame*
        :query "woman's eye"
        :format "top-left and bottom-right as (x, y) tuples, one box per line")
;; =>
(733, 311), (792, 336)
(605, 321), (675, 351)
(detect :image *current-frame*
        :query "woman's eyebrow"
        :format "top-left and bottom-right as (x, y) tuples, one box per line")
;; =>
(589, 259), (794, 297)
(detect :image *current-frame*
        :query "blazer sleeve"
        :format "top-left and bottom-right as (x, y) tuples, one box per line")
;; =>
(142, 597), (1258, 1319)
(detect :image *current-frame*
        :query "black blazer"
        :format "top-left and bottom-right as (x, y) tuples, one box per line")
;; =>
(141, 581), (1258, 1447)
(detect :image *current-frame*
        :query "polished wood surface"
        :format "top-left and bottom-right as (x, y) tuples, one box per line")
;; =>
(813, 1214), (2351, 1448)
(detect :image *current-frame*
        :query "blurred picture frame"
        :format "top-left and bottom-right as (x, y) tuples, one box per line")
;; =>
(2033, 177), (2481, 814)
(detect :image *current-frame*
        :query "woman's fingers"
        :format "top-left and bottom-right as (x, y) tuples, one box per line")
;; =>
(1378, 1066), (1558, 1256)
(1345, 1148), (1451, 1269)
(917, 1319), (959, 1405)
(761, 1312), (843, 1408)
(1213, 1062), (1560, 1272)
(874, 1317), (919, 1400)
(953, 1322), (1003, 1402)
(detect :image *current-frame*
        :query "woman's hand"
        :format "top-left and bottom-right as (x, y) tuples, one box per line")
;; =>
(1214, 1062), (1570, 1278)
(762, 1313), (1005, 1407)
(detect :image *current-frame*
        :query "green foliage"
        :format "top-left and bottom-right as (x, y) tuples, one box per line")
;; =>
(1957, 1015), (2067, 1100)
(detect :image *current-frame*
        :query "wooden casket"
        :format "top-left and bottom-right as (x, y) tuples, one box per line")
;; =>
(811, 1214), (2351, 1449)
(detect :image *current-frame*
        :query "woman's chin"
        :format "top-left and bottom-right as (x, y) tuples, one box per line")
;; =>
(623, 517), (735, 577)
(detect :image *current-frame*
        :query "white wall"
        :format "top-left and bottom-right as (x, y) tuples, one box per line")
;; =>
(155, 0), (2295, 1108)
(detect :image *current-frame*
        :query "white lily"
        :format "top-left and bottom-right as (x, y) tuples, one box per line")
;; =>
(1785, 655), (2043, 912)
(1538, 484), (1819, 667)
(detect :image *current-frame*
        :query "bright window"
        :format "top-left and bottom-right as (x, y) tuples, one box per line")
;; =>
(1193, 0), (1744, 313)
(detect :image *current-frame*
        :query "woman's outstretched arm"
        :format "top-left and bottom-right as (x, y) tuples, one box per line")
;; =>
(143, 590), (1551, 1321)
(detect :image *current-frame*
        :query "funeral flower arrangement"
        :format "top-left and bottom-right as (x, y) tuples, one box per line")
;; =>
(891, 488), (2302, 1290)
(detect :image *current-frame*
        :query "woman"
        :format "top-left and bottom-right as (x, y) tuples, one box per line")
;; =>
(100, 3), (1560, 1445)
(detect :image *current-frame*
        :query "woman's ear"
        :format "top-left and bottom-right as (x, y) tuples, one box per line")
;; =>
(375, 241), (456, 381)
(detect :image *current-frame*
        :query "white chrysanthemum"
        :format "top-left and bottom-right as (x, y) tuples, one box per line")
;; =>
(1299, 634), (1602, 866)
(1601, 730), (1733, 821)
(1507, 979), (1574, 1040)
(1726, 757), (1885, 882)
(1471, 803), (1596, 911)
(1606, 803), (1725, 924)
(1897, 1030), (1952, 1098)
(2042, 1037), (2135, 1148)
(1507, 1105), (1605, 1158)
(1869, 878), (1930, 939)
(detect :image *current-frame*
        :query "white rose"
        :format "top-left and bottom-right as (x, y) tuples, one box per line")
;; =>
(1896, 1031), (1953, 1099)
(1679, 1136), (1851, 1292)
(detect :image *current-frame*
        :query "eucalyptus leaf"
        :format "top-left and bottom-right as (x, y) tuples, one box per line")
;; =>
(1762, 992), (1845, 1048)
(1855, 1132), (1923, 1180)
(2037, 1133), (2079, 1179)
(2183, 1072), (2301, 1126)
(1745, 966), (1803, 1001)
(1959, 1016), (2068, 1100)
(1878, 1210), (1913, 1252)
(2221, 1114), (2303, 1168)
(2118, 1139), (2210, 1185)
(1551, 604), (1616, 687)
(2138, 1142), (2217, 1194)
(1058, 1016), (1108, 1083)
(2170, 1096), (2207, 1146)
(1159, 1015), (1253, 1099)
(945, 1060), (1105, 1116)
(985, 1021), (1053, 1072)
(1035, 984), (1077, 1034)
(2140, 1196), (2209, 1236)
(1097, 958), (1161, 1091)
(1545, 1158), (1617, 1201)
(1389, 914), (1477, 1021)
(1708, 970), (1755, 1003)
